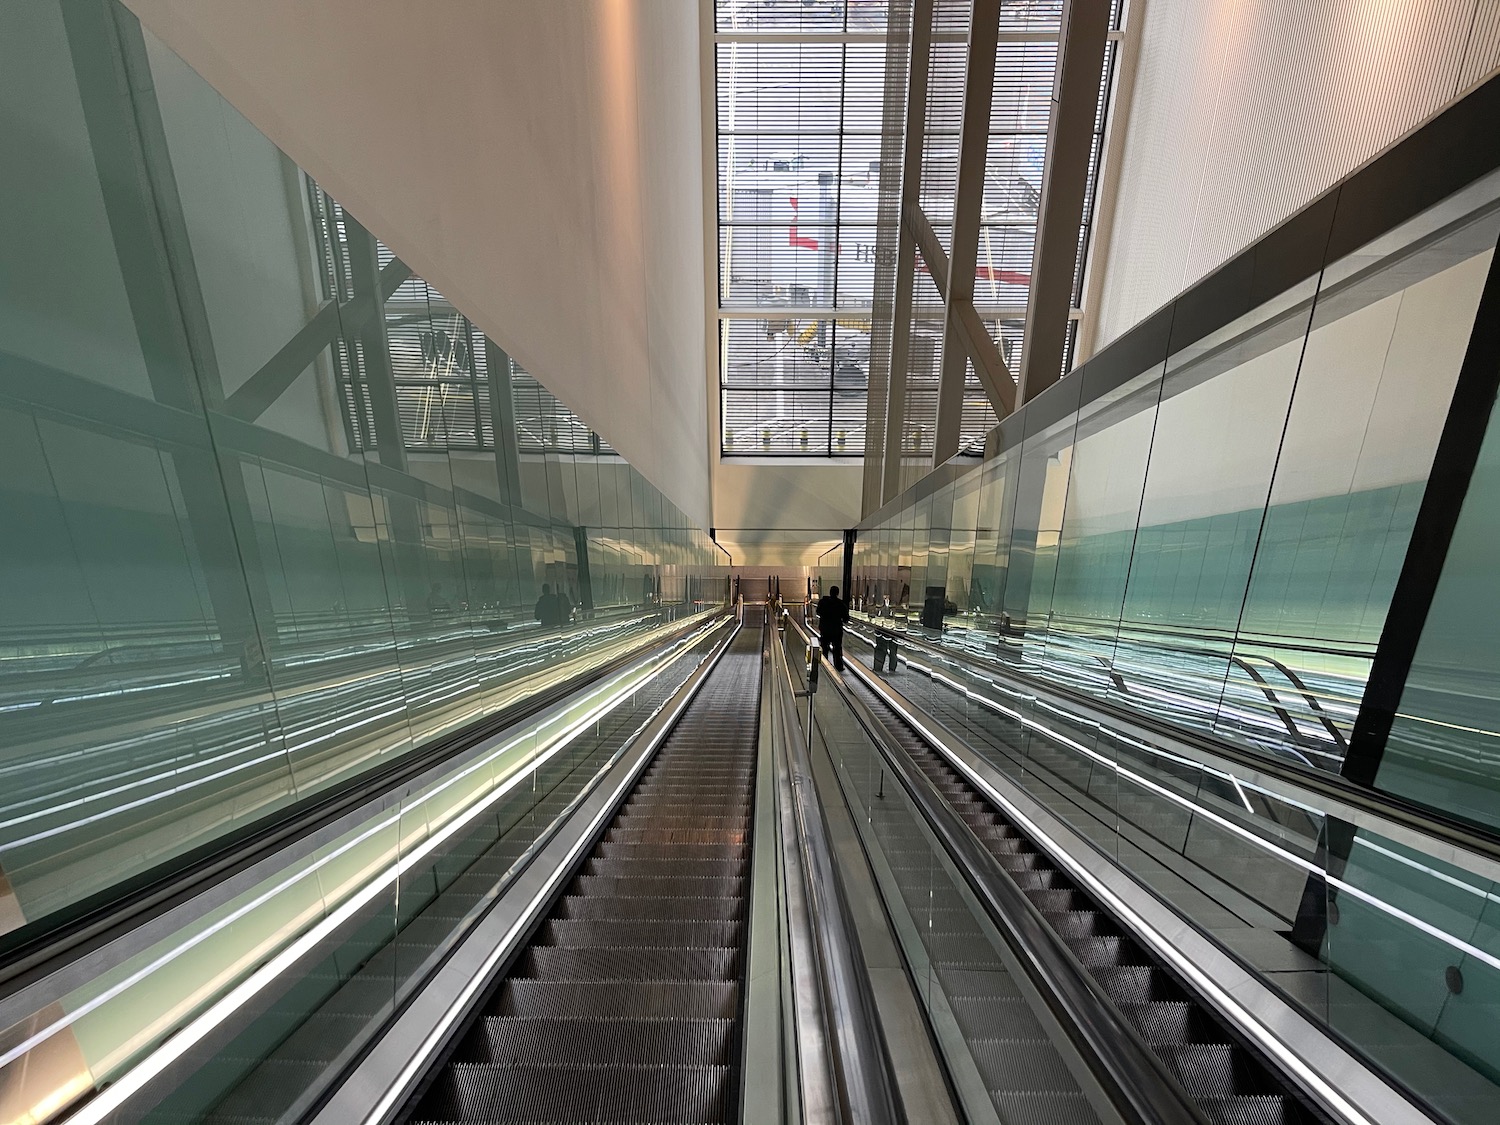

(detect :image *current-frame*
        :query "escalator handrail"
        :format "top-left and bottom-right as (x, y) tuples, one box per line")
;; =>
(789, 614), (1208, 1125)
(0, 609), (724, 1006)
(771, 618), (905, 1125)
(842, 614), (1500, 873)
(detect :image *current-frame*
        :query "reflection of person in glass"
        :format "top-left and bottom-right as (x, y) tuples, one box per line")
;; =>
(238, 634), (268, 688)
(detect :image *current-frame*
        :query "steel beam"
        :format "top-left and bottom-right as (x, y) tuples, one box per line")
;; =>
(934, 0), (1004, 464)
(343, 216), (408, 473)
(841, 527), (857, 603)
(954, 302), (1015, 416)
(224, 258), (411, 422)
(860, 0), (916, 513)
(906, 205), (950, 301)
(879, 0), (936, 508)
(484, 336), (524, 508)
(1017, 0), (1112, 402)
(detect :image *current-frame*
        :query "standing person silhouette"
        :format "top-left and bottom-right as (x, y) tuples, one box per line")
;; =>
(816, 584), (848, 673)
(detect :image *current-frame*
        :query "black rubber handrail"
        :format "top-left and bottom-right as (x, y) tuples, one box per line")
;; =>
(0, 610), (726, 1001)
(790, 615), (1207, 1125)
(771, 618), (905, 1125)
(841, 615), (1500, 869)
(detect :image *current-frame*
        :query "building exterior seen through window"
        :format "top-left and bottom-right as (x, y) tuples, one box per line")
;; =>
(715, 0), (1119, 458)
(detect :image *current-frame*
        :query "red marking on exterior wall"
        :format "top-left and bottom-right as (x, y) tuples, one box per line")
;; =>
(787, 197), (820, 250)
(913, 256), (1032, 287)
(975, 265), (1031, 286)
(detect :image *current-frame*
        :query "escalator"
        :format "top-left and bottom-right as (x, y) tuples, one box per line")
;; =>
(846, 674), (1325, 1125)
(124, 622), (739, 1125)
(405, 624), (762, 1124)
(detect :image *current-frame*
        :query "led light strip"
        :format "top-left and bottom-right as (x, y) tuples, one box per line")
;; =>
(847, 662), (1400, 1125)
(51, 620), (725, 1125)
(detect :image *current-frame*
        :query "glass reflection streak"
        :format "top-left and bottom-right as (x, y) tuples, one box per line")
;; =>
(850, 193), (1499, 779)
(0, 0), (728, 948)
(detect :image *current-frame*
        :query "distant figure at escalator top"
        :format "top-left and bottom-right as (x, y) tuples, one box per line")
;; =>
(816, 585), (848, 673)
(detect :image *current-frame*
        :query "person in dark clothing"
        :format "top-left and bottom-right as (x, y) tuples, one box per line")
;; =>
(816, 584), (848, 672)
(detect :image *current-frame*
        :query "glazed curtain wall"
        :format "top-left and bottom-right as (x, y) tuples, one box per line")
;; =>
(0, 0), (726, 948)
(850, 162), (1500, 804)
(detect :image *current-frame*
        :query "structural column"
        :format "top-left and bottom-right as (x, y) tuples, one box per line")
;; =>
(1017, 0), (1111, 402)
(933, 0), (1005, 464)
(878, 0), (935, 508)
(484, 336), (525, 509)
(63, 0), (273, 658)
(343, 215), (432, 622)
(344, 217), (409, 474)
(862, 0), (915, 513)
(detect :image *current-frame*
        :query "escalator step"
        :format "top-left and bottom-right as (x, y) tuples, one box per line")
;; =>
(584, 856), (746, 879)
(980, 834), (1032, 855)
(572, 874), (742, 899)
(935, 966), (1024, 1001)
(425, 1061), (732, 1122)
(1155, 1042), (1241, 1097)
(496, 977), (738, 1020)
(595, 842), (749, 862)
(968, 1039), (1085, 1092)
(928, 934), (1004, 970)
(557, 895), (744, 922)
(1008, 869), (1069, 893)
(522, 945), (739, 981)
(988, 851), (1047, 874)
(988, 1090), (1103, 1125)
(1043, 910), (1120, 939)
(621, 805), (748, 820)
(1024, 888), (1092, 912)
(949, 994), (1048, 1040)
(542, 918), (742, 950)
(1197, 1095), (1295, 1125)
(1067, 936), (1143, 968)
(465, 1016), (733, 1067)
(1117, 1001), (1207, 1044)
(972, 827), (1030, 849)
(605, 827), (749, 846)
(611, 814), (750, 830)
(1091, 964), (1183, 1003)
